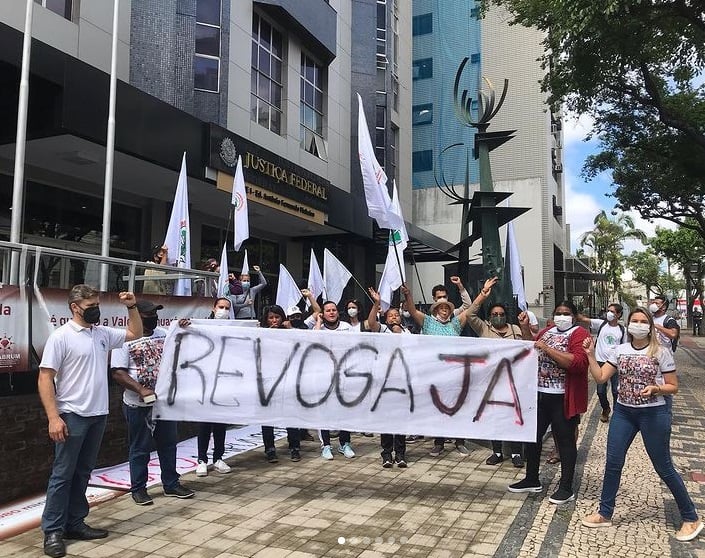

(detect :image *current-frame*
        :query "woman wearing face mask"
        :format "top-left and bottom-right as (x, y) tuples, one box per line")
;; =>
(581, 308), (703, 542)
(508, 300), (589, 506)
(343, 299), (369, 332)
(258, 305), (302, 462)
(195, 298), (234, 477)
(232, 265), (267, 319)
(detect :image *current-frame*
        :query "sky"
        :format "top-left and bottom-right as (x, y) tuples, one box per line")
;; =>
(562, 113), (675, 257)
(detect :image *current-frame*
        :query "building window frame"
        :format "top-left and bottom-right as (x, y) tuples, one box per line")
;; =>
(412, 103), (433, 126)
(412, 58), (433, 80)
(300, 52), (327, 160)
(412, 13), (432, 36)
(194, 0), (222, 93)
(251, 12), (284, 135)
(412, 150), (433, 173)
(35, 0), (73, 21)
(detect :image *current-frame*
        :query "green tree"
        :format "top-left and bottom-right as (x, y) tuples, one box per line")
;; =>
(626, 249), (660, 297)
(481, 0), (705, 241)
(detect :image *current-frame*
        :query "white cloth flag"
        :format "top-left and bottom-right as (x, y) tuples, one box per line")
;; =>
(506, 220), (527, 311)
(163, 152), (192, 296)
(241, 249), (249, 277)
(356, 93), (403, 231)
(232, 155), (249, 251)
(377, 182), (408, 311)
(217, 243), (230, 298)
(307, 249), (324, 308)
(323, 248), (353, 304)
(275, 264), (303, 310)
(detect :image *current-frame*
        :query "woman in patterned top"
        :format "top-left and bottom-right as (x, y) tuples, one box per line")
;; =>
(508, 300), (589, 506)
(581, 308), (703, 542)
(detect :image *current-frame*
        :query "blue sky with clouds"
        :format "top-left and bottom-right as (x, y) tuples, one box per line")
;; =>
(562, 114), (675, 256)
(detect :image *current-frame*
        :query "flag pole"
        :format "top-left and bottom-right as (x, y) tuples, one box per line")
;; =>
(409, 245), (428, 305)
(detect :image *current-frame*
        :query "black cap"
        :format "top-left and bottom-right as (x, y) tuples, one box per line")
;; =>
(136, 300), (164, 314)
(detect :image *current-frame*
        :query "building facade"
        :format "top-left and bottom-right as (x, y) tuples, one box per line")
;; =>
(410, 1), (568, 316)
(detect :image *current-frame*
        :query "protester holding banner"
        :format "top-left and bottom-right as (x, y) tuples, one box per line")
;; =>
(508, 300), (589, 506)
(400, 283), (471, 457)
(233, 265), (267, 319)
(468, 277), (532, 468)
(306, 301), (356, 460)
(259, 305), (302, 462)
(111, 301), (195, 506)
(38, 284), (143, 558)
(195, 297), (235, 477)
(581, 308), (704, 542)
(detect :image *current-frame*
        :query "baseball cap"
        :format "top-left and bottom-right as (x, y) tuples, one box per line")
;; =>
(286, 305), (302, 317)
(136, 300), (164, 314)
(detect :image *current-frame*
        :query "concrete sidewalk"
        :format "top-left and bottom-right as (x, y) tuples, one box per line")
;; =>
(2, 341), (704, 558)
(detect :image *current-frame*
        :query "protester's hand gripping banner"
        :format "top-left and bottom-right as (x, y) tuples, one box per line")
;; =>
(154, 322), (539, 441)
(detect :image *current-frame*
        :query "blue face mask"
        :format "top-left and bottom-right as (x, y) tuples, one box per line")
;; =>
(241, 281), (250, 289)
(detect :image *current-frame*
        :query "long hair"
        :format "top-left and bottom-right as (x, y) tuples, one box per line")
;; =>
(260, 304), (287, 328)
(553, 299), (578, 316)
(627, 307), (660, 358)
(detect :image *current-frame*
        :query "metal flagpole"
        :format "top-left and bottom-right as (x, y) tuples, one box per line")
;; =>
(9, 0), (35, 286)
(99, 0), (121, 291)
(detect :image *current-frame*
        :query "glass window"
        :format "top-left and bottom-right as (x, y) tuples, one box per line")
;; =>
(412, 103), (433, 125)
(412, 150), (433, 172)
(470, 53), (481, 64)
(251, 12), (284, 134)
(194, 56), (219, 92)
(195, 25), (220, 57)
(412, 13), (432, 36)
(36, 0), (72, 21)
(300, 52), (326, 159)
(412, 58), (433, 80)
(196, 0), (220, 26)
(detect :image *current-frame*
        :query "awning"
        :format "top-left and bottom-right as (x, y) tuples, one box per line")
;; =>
(373, 222), (459, 263)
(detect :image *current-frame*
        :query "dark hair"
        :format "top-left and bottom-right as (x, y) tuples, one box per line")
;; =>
(151, 244), (163, 257)
(553, 300), (578, 316)
(608, 302), (623, 316)
(68, 284), (99, 308)
(344, 299), (361, 310)
(260, 305), (287, 327)
(213, 297), (231, 308)
(489, 302), (508, 315)
(321, 300), (338, 311)
(431, 284), (447, 298)
(653, 295), (669, 308)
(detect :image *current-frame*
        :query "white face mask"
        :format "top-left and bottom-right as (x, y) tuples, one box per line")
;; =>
(553, 315), (573, 331)
(606, 311), (616, 321)
(628, 322), (650, 339)
(648, 303), (660, 314)
(214, 308), (230, 319)
(402, 310), (410, 318)
(347, 308), (358, 318)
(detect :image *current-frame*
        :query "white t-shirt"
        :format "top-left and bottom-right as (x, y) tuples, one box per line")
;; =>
(304, 316), (354, 331)
(378, 324), (412, 334)
(652, 314), (677, 350)
(589, 319), (626, 362)
(111, 328), (168, 407)
(40, 320), (126, 416)
(606, 343), (675, 407)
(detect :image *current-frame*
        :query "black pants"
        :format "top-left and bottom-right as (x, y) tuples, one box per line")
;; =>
(320, 430), (350, 446)
(380, 434), (406, 458)
(261, 426), (300, 451)
(197, 422), (226, 463)
(525, 392), (579, 491)
(491, 440), (523, 456)
(434, 437), (464, 447)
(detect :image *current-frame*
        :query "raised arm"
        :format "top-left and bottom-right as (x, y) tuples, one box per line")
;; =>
(367, 288), (383, 332)
(400, 284), (425, 327)
(118, 291), (143, 341)
(302, 288), (321, 315)
(450, 276), (472, 315)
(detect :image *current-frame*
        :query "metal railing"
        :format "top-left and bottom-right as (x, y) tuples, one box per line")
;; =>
(0, 240), (220, 295)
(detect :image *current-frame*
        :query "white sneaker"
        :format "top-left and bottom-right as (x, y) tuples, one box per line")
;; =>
(321, 445), (334, 460)
(213, 459), (231, 474)
(338, 442), (356, 459)
(195, 461), (208, 477)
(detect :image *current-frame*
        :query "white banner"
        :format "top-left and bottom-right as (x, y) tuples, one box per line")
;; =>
(154, 323), (538, 441)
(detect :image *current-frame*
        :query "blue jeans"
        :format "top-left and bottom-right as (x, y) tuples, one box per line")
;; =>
(41, 413), (106, 534)
(123, 405), (179, 493)
(599, 402), (698, 522)
(596, 371), (618, 411)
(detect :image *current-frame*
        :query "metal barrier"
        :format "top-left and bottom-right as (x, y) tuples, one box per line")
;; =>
(0, 240), (220, 295)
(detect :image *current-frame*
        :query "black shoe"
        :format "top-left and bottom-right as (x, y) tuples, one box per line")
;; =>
(131, 488), (153, 506)
(266, 449), (279, 463)
(64, 524), (109, 540)
(163, 484), (195, 499)
(405, 435), (422, 443)
(485, 453), (504, 465)
(300, 431), (315, 442)
(43, 532), (66, 558)
(511, 454), (525, 468)
(548, 487), (575, 505)
(382, 454), (393, 468)
(396, 455), (408, 468)
(507, 478), (542, 493)
(362, 432), (374, 437)
(290, 449), (301, 462)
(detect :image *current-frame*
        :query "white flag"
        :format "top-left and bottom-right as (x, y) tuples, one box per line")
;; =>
(323, 248), (353, 304)
(241, 249), (249, 277)
(506, 220), (527, 311)
(232, 155), (249, 251)
(217, 244), (235, 318)
(307, 248), (324, 307)
(378, 231), (407, 311)
(390, 180), (408, 245)
(163, 152), (192, 296)
(276, 264), (303, 310)
(357, 93), (403, 231)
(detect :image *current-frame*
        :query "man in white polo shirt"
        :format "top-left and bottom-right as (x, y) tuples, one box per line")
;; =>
(38, 284), (142, 558)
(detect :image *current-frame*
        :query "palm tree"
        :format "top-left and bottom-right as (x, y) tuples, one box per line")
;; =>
(579, 210), (647, 300)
